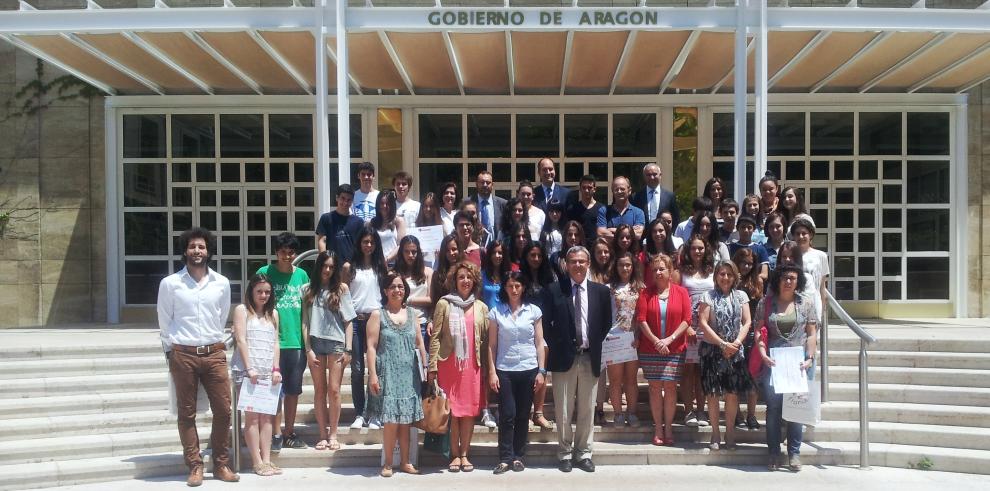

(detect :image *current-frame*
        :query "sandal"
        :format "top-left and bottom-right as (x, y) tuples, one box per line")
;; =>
(532, 412), (553, 430)
(315, 439), (329, 451)
(448, 457), (462, 473)
(380, 466), (393, 478)
(399, 464), (420, 475)
(327, 438), (341, 451)
(460, 456), (475, 472)
(253, 464), (275, 476)
(264, 462), (283, 475)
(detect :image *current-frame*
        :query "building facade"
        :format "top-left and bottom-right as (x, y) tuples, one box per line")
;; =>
(0, 0), (988, 326)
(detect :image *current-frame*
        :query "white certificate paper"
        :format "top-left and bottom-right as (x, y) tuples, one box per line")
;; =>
(237, 379), (281, 415)
(409, 225), (445, 264)
(601, 330), (638, 368)
(770, 346), (809, 394)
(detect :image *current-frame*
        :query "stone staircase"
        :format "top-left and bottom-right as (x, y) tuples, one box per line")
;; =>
(1, 325), (989, 489)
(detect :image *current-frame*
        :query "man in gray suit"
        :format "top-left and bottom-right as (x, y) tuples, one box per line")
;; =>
(471, 169), (505, 248)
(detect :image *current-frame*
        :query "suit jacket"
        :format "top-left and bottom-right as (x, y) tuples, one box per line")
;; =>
(541, 278), (612, 377)
(533, 183), (571, 211)
(471, 193), (505, 247)
(631, 186), (679, 225)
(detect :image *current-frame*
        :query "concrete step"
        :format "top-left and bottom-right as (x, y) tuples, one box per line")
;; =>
(0, 391), (167, 419)
(0, 372), (168, 399)
(813, 420), (990, 451)
(0, 356), (166, 379)
(821, 401), (990, 428)
(828, 366), (990, 388)
(828, 382), (990, 407)
(0, 344), (162, 361)
(828, 351), (990, 370)
(828, 336), (990, 354)
(0, 428), (198, 465)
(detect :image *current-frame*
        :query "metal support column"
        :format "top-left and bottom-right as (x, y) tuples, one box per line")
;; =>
(859, 340), (871, 469)
(105, 101), (120, 324)
(335, 0), (351, 187)
(733, 0), (748, 201)
(231, 378), (241, 470)
(753, 0), (768, 193)
(315, 0), (331, 214)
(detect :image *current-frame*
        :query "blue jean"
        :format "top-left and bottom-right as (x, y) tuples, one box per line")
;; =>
(496, 368), (538, 464)
(760, 363), (815, 457)
(350, 317), (368, 417)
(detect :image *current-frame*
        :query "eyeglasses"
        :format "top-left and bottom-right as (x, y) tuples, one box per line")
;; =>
(781, 275), (799, 282)
(387, 284), (406, 290)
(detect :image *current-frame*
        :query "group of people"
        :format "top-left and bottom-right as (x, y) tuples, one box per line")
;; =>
(157, 158), (828, 486)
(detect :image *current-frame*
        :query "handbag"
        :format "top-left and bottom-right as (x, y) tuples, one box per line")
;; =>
(748, 297), (770, 380)
(413, 380), (450, 434)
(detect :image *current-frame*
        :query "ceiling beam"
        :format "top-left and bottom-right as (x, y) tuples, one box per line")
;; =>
(658, 30), (700, 94)
(377, 31), (415, 96)
(61, 32), (165, 94)
(710, 36), (754, 95)
(608, 30), (636, 96)
(958, 71), (990, 93)
(767, 30), (830, 89)
(810, 32), (889, 93)
(559, 30), (574, 96)
(184, 31), (264, 95)
(442, 31), (465, 96)
(0, 33), (116, 95)
(248, 30), (313, 95)
(859, 32), (951, 93)
(505, 30), (515, 96)
(123, 31), (213, 94)
(909, 41), (990, 93)
(326, 39), (363, 95)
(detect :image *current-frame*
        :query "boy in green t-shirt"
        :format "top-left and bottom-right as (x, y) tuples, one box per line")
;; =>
(256, 232), (310, 452)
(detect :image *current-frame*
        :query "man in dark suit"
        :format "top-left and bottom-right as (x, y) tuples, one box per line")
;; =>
(534, 157), (571, 211)
(630, 163), (680, 226)
(541, 245), (612, 473)
(471, 169), (505, 248)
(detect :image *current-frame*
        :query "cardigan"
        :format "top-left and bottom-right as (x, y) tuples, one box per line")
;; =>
(429, 298), (489, 372)
(635, 282), (692, 355)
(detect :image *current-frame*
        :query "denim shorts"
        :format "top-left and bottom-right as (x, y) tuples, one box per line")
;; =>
(309, 336), (345, 356)
(279, 348), (307, 396)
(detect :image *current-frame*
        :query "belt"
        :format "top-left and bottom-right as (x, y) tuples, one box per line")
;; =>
(575, 347), (591, 355)
(173, 342), (226, 356)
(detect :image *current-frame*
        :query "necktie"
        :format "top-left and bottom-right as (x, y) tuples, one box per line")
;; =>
(480, 198), (491, 230)
(573, 283), (584, 348)
(545, 186), (553, 205)
(649, 189), (657, 221)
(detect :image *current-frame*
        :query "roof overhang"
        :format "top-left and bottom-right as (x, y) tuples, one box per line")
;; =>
(2, 1), (989, 97)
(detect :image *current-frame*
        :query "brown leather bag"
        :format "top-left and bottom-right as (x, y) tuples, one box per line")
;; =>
(414, 380), (450, 434)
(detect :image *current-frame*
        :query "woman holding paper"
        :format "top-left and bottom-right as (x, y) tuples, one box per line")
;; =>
(230, 274), (283, 476)
(755, 264), (819, 472)
(697, 261), (752, 451)
(367, 271), (427, 477)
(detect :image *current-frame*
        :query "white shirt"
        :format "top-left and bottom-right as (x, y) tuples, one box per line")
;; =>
(440, 207), (455, 236)
(157, 267), (231, 350)
(396, 198), (420, 226)
(571, 278), (589, 349)
(526, 206), (546, 241)
(646, 185), (662, 221)
(352, 189), (379, 224)
(674, 218), (693, 246)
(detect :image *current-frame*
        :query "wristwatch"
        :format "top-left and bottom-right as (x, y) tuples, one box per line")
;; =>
(538, 368), (548, 376)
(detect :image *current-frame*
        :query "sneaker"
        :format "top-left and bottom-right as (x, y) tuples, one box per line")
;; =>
(284, 433), (307, 449)
(697, 412), (710, 427)
(747, 414), (761, 430)
(613, 413), (626, 426)
(482, 409), (497, 429)
(367, 417), (383, 430)
(684, 411), (699, 427)
(349, 415), (366, 429)
(626, 413), (640, 428)
(735, 413), (747, 430)
(271, 434), (283, 454)
(788, 454), (802, 472)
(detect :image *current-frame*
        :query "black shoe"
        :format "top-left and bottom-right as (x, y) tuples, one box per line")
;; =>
(493, 463), (511, 475)
(558, 459), (572, 473)
(512, 460), (525, 472)
(747, 414), (761, 430)
(575, 458), (595, 473)
(284, 433), (308, 449)
(271, 434), (283, 454)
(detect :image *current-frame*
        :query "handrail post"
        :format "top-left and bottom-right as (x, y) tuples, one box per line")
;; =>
(230, 337), (241, 472)
(859, 339), (871, 469)
(820, 306), (829, 403)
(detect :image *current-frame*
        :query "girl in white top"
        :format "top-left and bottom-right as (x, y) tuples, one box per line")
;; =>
(395, 235), (434, 341)
(230, 274), (282, 477)
(372, 190), (406, 267)
(791, 218), (829, 319)
(780, 186), (816, 239)
(439, 182), (459, 236)
(674, 234), (716, 429)
(777, 240), (824, 322)
(348, 226), (388, 429)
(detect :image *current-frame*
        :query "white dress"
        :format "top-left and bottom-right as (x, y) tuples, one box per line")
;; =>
(681, 272), (715, 363)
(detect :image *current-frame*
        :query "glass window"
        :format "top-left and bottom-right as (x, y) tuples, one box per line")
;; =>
(172, 163), (191, 183)
(269, 114), (313, 158)
(171, 114), (215, 158)
(906, 209), (950, 252)
(767, 112), (805, 156)
(419, 114), (462, 158)
(419, 162), (463, 199)
(173, 187), (192, 207)
(467, 114), (510, 158)
(123, 163), (167, 207)
(611, 162), (647, 191)
(858, 112), (901, 155)
(785, 161), (805, 180)
(294, 163), (314, 183)
(711, 112), (753, 157)
(124, 261), (169, 304)
(810, 112), (853, 156)
(270, 163), (290, 183)
(882, 280), (901, 300)
(124, 212), (168, 255)
(378, 108), (403, 179)
(906, 161), (950, 204)
(859, 160), (878, 180)
(613, 113), (656, 157)
(123, 114), (166, 158)
(219, 114), (264, 158)
(907, 112), (950, 155)
(516, 114), (559, 158)
(906, 257), (949, 299)
(327, 113), (363, 159)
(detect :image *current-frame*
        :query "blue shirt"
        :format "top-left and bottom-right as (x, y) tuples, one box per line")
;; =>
(487, 303), (542, 371)
(596, 203), (646, 230)
(728, 241), (770, 265)
(481, 271), (502, 311)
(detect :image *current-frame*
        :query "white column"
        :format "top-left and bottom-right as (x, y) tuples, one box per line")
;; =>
(733, 0), (748, 201)
(335, 0), (351, 187)
(953, 104), (969, 318)
(754, 0), (768, 193)
(104, 100), (120, 324)
(315, 0), (331, 214)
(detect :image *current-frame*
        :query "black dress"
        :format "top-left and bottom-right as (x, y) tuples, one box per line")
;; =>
(698, 289), (752, 396)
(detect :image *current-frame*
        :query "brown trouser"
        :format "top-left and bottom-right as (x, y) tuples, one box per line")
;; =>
(169, 349), (232, 470)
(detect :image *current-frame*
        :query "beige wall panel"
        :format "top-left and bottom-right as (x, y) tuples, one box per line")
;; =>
(76, 33), (201, 93)
(512, 31), (567, 90)
(17, 35), (146, 92)
(138, 32), (249, 92)
(345, 33), (403, 91)
(616, 31), (691, 89)
(723, 31), (819, 91)
(387, 32), (458, 90)
(825, 32), (937, 89)
(874, 34), (990, 90)
(774, 32), (878, 90)
(566, 31), (627, 89)
(928, 49), (990, 90)
(670, 32), (734, 90)
(450, 32), (508, 94)
(260, 31), (317, 88)
(198, 31), (301, 92)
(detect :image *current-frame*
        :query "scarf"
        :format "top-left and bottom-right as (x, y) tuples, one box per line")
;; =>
(443, 293), (476, 367)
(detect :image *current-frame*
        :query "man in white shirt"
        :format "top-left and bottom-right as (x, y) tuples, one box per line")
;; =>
(674, 196), (715, 248)
(157, 227), (238, 486)
(517, 180), (545, 241)
(392, 171), (420, 226)
(352, 162), (379, 223)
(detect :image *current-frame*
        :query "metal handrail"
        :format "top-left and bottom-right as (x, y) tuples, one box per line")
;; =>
(820, 289), (877, 470)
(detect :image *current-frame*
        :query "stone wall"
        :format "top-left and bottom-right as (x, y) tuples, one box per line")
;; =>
(969, 82), (989, 318)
